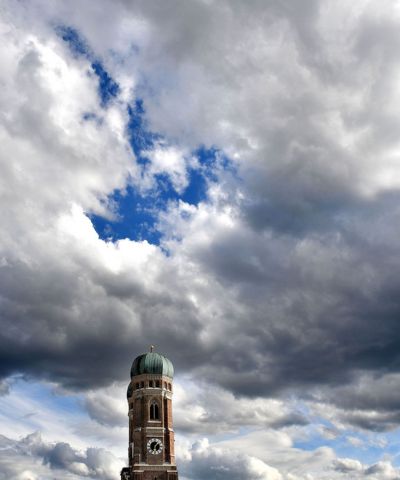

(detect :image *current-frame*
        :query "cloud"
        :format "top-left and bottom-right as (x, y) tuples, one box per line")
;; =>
(9, 430), (399, 480)
(178, 434), (400, 480)
(334, 457), (363, 473)
(180, 438), (283, 480)
(2, 6), (400, 477)
(0, 431), (124, 480)
(0, 381), (9, 396)
(307, 373), (400, 432)
(141, 143), (193, 193)
(0, 7), (204, 388)
(173, 379), (308, 435)
(365, 462), (400, 480)
(84, 384), (127, 427)
(44, 441), (121, 479)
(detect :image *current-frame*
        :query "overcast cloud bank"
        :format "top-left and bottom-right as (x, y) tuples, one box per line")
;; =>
(1, 0), (400, 478)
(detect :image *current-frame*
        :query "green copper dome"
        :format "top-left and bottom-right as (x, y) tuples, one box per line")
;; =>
(130, 352), (174, 378)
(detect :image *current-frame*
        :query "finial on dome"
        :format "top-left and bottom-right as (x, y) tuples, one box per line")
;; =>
(150, 345), (155, 352)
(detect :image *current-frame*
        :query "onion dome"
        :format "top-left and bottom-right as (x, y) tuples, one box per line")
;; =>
(130, 349), (174, 378)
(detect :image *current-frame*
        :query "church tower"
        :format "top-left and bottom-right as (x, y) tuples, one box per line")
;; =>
(121, 347), (178, 480)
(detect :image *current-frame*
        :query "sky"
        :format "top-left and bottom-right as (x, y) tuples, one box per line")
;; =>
(1, 0), (400, 478)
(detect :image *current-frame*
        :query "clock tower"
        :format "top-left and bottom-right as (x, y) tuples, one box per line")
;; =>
(121, 347), (179, 480)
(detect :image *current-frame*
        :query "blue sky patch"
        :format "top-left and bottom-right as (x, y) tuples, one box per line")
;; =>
(56, 25), (89, 56)
(0, 377), (86, 436)
(89, 98), (226, 245)
(90, 144), (223, 245)
(293, 424), (391, 466)
(90, 187), (162, 245)
(91, 61), (119, 106)
(127, 99), (162, 162)
(57, 25), (119, 106)
(56, 25), (229, 245)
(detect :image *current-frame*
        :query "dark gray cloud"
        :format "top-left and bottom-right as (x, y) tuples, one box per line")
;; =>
(307, 372), (400, 432)
(2, 0), (400, 446)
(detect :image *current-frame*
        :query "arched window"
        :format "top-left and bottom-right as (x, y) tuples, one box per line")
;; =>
(155, 380), (160, 388)
(168, 383), (172, 391)
(150, 401), (159, 420)
(149, 380), (154, 388)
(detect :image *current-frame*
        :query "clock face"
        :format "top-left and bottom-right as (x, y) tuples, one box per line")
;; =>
(147, 438), (163, 455)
